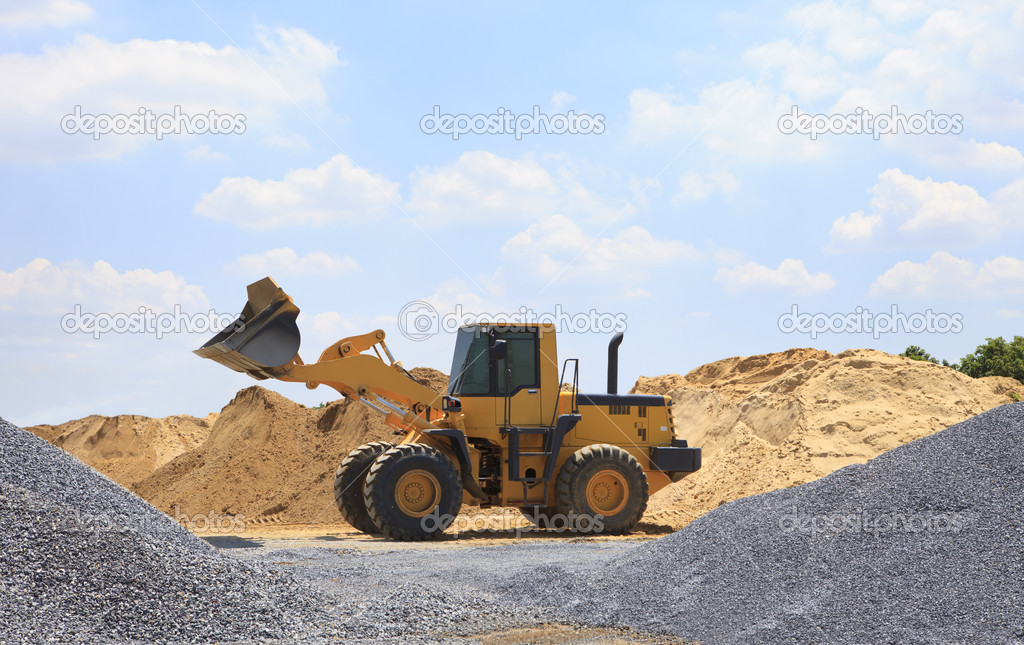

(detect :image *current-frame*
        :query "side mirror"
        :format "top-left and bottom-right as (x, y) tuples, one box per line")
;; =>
(442, 395), (462, 413)
(490, 339), (507, 361)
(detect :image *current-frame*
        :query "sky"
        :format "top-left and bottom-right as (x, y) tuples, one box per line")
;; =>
(1, 0), (1022, 426)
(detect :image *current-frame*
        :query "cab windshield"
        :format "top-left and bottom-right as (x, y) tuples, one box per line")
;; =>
(448, 328), (490, 395)
(448, 327), (539, 396)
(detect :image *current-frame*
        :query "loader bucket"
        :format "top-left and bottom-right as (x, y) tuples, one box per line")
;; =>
(193, 277), (301, 380)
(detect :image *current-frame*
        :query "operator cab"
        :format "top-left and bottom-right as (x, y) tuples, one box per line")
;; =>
(448, 325), (539, 398)
(447, 324), (559, 428)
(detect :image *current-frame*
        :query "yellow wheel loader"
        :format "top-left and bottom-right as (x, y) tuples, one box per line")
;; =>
(195, 278), (701, 540)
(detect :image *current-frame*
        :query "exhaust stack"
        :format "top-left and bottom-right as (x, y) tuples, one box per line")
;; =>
(607, 332), (624, 394)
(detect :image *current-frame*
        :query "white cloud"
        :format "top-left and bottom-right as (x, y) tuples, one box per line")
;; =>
(870, 251), (1024, 297)
(627, 81), (824, 162)
(0, 0), (93, 28)
(0, 258), (207, 314)
(298, 311), (362, 349)
(293, 309), (403, 355)
(194, 154), (399, 229)
(705, 242), (747, 266)
(715, 258), (836, 295)
(0, 27), (341, 161)
(673, 171), (740, 203)
(419, 278), (505, 318)
(501, 214), (701, 286)
(261, 133), (312, 151)
(883, 171), (993, 235)
(788, 1), (889, 62)
(997, 308), (1022, 319)
(407, 151), (558, 226)
(828, 169), (1024, 250)
(850, 4), (1024, 130)
(867, 0), (933, 23)
(628, 175), (661, 211)
(551, 91), (577, 108)
(744, 39), (848, 102)
(407, 151), (634, 227)
(226, 248), (360, 277)
(827, 210), (883, 249)
(187, 143), (229, 162)
(918, 138), (1024, 170)
(628, 3), (1024, 170)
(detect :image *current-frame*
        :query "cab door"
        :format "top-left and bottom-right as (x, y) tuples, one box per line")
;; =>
(492, 330), (543, 427)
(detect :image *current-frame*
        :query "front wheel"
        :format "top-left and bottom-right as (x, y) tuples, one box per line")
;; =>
(555, 444), (649, 535)
(363, 443), (463, 540)
(334, 441), (394, 534)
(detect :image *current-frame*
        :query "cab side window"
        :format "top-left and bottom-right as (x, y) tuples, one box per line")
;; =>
(494, 331), (538, 394)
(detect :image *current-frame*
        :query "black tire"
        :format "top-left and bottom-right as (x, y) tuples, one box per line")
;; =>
(555, 444), (649, 535)
(518, 505), (559, 529)
(334, 441), (394, 534)
(364, 443), (462, 540)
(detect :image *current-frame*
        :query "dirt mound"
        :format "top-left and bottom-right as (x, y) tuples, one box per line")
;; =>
(27, 413), (216, 487)
(629, 374), (688, 395)
(134, 369), (448, 527)
(641, 348), (1024, 529)
(408, 366), (449, 393)
(631, 348), (832, 397)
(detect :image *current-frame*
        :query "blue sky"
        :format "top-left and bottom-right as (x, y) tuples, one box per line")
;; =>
(1, 0), (1022, 426)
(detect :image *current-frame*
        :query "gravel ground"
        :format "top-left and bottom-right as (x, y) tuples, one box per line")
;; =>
(225, 540), (637, 642)
(487, 402), (1024, 644)
(5, 403), (1022, 643)
(0, 417), (347, 644)
(0, 417), (579, 644)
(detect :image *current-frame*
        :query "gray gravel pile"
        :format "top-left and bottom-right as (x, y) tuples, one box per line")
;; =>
(0, 417), (336, 644)
(0, 417), (568, 644)
(228, 544), (560, 642)
(499, 403), (1024, 644)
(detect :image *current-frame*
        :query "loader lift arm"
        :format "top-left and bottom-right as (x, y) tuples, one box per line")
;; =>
(194, 277), (487, 500)
(195, 277), (446, 431)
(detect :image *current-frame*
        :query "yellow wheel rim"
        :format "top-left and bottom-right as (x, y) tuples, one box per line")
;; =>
(585, 469), (628, 516)
(394, 469), (441, 517)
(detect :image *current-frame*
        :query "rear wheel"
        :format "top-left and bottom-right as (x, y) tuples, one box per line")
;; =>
(518, 505), (559, 529)
(555, 444), (648, 535)
(334, 441), (394, 534)
(364, 443), (462, 540)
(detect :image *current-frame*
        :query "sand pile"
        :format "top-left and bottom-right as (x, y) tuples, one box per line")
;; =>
(27, 413), (216, 487)
(635, 348), (1024, 529)
(133, 367), (447, 526)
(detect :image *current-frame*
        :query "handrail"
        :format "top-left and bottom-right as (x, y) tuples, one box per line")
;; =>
(552, 358), (580, 427)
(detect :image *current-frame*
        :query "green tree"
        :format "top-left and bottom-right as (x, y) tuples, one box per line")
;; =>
(956, 336), (1024, 383)
(901, 345), (938, 364)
